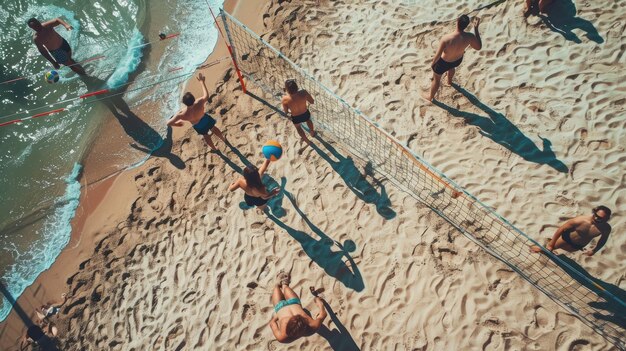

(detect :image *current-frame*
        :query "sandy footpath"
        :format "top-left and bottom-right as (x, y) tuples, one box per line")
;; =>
(1, 0), (624, 350)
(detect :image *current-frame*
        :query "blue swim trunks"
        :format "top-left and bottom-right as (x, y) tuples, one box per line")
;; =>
(192, 113), (217, 135)
(49, 39), (72, 65)
(274, 298), (301, 313)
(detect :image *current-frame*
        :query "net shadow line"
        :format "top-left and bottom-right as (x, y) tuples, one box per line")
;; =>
(221, 11), (463, 199)
(219, 10), (626, 349)
(220, 10), (626, 309)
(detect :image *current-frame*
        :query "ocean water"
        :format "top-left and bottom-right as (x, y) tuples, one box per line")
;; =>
(0, 0), (223, 321)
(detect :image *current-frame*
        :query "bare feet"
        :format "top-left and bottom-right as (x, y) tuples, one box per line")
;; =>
(420, 92), (433, 104)
(277, 270), (291, 286)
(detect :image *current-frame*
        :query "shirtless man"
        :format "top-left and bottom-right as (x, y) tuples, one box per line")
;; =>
(531, 206), (612, 256)
(423, 15), (482, 102)
(228, 159), (280, 211)
(268, 271), (327, 343)
(167, 73), (226, 150)
(28, 17), (85, 75)
(524, 0), (555, 17)
(281, 79), (315, 143)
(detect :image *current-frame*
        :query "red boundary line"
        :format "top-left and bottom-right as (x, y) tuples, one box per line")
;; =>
(31, 108), (66, 119)
(80, 89), (109, 99)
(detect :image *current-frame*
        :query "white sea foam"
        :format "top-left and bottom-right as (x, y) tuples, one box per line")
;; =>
(106, 28), (145, 89)
(0, 163), (82, 321)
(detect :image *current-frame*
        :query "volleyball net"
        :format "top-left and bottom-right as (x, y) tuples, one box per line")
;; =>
(219, 10), (625, 348)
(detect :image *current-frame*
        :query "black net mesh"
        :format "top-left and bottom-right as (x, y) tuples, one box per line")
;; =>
(220, 10), (626, 349)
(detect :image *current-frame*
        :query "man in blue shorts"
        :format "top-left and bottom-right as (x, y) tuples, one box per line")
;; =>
(167, 73), (226, 150)
(28, 17), (86, 75)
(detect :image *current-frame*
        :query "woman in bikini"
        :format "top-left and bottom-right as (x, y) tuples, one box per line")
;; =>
(228, 159), (279, 211)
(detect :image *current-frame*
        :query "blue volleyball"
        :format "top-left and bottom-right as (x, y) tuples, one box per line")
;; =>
(45, 70), (60, 84)
(262, 140), (283, 161)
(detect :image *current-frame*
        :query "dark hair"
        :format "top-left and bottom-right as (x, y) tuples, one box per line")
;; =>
(457, 15), (470, 31)
(285, 79), (298, 94)
(182, 92), (195, 106)
(243, 165), (264, 190)
(593, 205), (612, 219)
(286, 315), (308, 338)
(27, 18), (41, 28)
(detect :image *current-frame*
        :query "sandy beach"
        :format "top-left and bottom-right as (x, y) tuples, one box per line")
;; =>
(1, 0), (624, 350)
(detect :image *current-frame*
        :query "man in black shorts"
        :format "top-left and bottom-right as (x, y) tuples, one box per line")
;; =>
(531, 206), (613, 256)
(28, 17), (86, 75)
(423, 15), (482, 102)
(281, 79), (315, 143)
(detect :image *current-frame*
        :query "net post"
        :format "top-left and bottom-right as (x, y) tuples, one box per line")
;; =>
(216, 9), (247, 94)
(220, 9), (626, 347)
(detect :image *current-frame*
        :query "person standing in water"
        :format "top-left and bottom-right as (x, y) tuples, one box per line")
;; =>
(423, 15), (482, 102)
(228, 159), (280, 211)
(281, 79), (316, 143)
(28, 17), (86, 75)
(531, 206), (613, 256)
(167, 73), (226, 151)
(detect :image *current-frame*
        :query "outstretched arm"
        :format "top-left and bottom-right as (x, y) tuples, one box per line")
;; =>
(269, 316), (287, 342)
(44, 18), (73, 30)
(470, 18), (482, 50)
(197, 73), (209, 103)
(166, 113), (184, 127)
(309, 297), (328, 331)
(586, 229), (611, 256)
(258, 159), (271, 176)
(228, 179), (241, 192)
(281, 97), (290, 116)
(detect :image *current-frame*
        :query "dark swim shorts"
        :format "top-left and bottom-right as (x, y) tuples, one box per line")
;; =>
(192, 113), (217, 135)
(562, 231), (585, 251)
(244, 194), (268, 207)
(291, 110), (311, 125)
(432, 56), (463, 75)
(49, 39), (72, 64)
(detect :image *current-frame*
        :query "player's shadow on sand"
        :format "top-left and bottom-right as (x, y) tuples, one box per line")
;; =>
(433, 84), (568, 173)
(555, 255), (626, 330)
(268, 192), (365, 292)
(539, 0), (603, 44)
(317, 299), (361, 351)
(80, 75), (185, 170)
(311, 137), (396, 220)
(216, 142), (287, 217)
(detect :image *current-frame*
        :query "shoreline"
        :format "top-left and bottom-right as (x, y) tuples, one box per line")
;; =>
(0, 0), (256, 347)
(2, 0), (623, 349)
